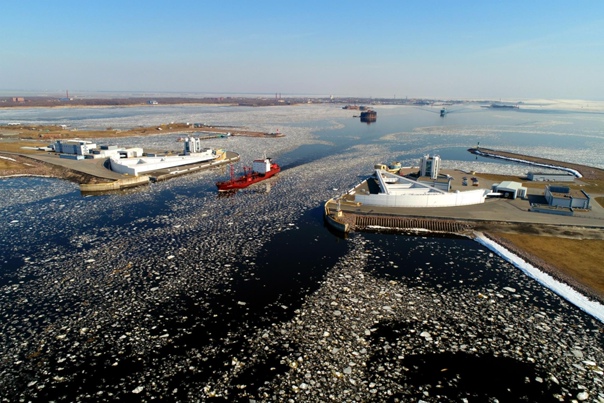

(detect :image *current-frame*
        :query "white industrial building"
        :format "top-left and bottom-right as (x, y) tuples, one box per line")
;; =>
(91, 146), (144, 159)
(53, 140), (144, 159)
(491, 181), (528, 200)
(109, 148), (217, 176)
(353, 169), (489, 208)
(527, 172), (575, 182)
(51, 135), (221, 176)
(53, 140), (97, 155)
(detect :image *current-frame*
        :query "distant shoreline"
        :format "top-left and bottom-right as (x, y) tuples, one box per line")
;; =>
(0, 96), (300, 109)
(0, 102), (233, 111)
(3, 96), (604, 113)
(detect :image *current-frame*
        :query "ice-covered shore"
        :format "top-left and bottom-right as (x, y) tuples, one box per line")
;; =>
(476, 233), (604, 323)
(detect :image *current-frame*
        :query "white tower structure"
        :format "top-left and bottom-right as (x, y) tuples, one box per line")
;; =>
(184, 137), (203, 154)
(420, 154), (441, 179)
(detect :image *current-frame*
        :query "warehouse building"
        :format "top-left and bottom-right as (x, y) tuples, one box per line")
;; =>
(527, 171), (575, 182)
(491, 181), (528, 199)
(91, 146), (144, 159)
(545, 185), (590, 209)
(53, 140), (97, 156)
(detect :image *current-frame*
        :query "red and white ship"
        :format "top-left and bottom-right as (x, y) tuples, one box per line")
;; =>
(216, 158), (280, 192)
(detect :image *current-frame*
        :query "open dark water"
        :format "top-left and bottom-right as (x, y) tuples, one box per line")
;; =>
(1, 105), (603, 401)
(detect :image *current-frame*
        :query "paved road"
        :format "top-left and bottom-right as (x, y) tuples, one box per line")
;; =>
(23, 153), (126, 180)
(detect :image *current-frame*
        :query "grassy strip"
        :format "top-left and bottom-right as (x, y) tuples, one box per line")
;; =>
(490, 232), (604, 301)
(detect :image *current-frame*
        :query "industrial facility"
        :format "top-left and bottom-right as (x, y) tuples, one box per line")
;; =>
(345, 154), (491, 208)
(51, 136), (222, 176)
(109, 137), (220, 176)
(52, 140), (143, 160)
(109, 150), (218, 176)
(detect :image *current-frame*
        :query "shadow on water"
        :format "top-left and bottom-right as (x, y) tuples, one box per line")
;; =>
(359, 232), (504, 291)
(156, 206), (350, 395)
(229, 205), (348, 310)
(367, 321), (562, 402)
(34, 206), (350, 401)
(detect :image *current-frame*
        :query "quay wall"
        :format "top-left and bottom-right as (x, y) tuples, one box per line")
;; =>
(152, 152), (239, 182)
(80, 176), (150, 192)
(352, 214), (471, 234)
(355, 189), (488, 208)
(324, 198), (472, 234)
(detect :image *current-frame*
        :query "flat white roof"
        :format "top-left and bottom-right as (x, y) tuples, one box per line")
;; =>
(497, 181), (524, 190)
(529, 171), (573, 176)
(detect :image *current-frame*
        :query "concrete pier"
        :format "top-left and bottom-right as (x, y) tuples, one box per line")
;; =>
(353, 215), (471, 234)
(10, 150), (241, 192)
(325, 168), (604, 234)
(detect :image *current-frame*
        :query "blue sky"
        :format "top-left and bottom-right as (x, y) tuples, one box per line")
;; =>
(2, 1), (603, 99)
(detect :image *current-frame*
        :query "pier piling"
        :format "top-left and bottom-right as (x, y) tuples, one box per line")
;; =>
(353, 215), (469, 233)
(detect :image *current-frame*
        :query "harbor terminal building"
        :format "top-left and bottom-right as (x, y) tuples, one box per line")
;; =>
(354, 169), (490, 208)
(52, 137), (222, 176)
(349, 155), (492, 208)
(345, 154), (551, 209)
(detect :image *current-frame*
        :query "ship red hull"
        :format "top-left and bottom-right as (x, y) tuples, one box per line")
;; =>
(216, 164), (280, 191)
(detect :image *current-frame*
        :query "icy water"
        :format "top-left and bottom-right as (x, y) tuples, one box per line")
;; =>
(1, 104), (603, 401)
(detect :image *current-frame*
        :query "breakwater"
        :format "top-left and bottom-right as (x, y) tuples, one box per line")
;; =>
(79, 175), (150, 192)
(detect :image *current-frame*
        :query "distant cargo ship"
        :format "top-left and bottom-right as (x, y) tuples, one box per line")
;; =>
(360, 109), (377, 123)
(216, 158), (280, 192)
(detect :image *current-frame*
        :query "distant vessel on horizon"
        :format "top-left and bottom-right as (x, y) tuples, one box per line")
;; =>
(484, 103), (519, 109)
(360, 109), (377, 124)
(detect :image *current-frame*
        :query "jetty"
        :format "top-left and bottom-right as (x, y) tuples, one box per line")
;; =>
(325, 165), (604, 235)
(5, 150), (240, 194)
